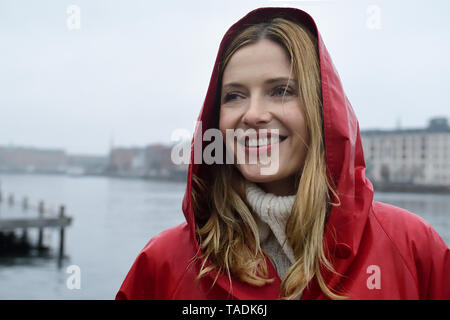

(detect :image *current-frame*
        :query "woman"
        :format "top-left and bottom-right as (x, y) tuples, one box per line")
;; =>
(116, 7), (449, 300)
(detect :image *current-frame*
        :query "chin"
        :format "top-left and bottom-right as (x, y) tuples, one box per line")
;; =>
(237, 163), (283, 183)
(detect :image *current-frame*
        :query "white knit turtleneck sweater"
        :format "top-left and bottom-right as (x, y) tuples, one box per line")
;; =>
(245, 180), (296, 280)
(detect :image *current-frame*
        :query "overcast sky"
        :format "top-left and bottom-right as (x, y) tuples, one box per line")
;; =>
(1, 0), (449, 155)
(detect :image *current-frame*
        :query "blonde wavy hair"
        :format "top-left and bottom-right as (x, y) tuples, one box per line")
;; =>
(192, 17), (345, 300)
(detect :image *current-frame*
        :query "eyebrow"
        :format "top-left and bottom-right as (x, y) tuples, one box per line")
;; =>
(222, 77), (298, 90)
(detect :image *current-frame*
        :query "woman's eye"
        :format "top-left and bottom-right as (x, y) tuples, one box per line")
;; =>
(272, 86), (294, 97)
(223, 93), (243, 102)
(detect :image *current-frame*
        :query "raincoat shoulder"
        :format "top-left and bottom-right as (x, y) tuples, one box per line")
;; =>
(115, 223), (195, 299)
(369, 201), (450, 299)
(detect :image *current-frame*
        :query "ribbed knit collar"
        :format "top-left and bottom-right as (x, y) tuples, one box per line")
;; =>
(245, 180), (297, 264)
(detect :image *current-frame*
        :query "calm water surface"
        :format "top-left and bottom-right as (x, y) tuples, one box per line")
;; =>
(0, 173), (448, 299)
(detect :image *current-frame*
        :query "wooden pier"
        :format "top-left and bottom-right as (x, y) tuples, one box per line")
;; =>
(0, 190), (72, 262)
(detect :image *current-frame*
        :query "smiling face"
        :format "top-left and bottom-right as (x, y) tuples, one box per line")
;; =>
(219, 39), (309, 196)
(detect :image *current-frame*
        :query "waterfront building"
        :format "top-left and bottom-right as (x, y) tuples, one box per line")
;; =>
(361, 117), (450, 186)
(0, 146), (67, 174)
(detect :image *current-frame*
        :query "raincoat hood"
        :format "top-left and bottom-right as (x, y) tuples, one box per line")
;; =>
(181, 6), (374, 297)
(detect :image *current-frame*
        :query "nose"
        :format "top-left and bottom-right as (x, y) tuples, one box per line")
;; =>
(242, 96), (272, 127)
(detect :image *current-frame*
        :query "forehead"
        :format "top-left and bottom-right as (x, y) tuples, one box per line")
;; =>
(222, 39), (292, 85)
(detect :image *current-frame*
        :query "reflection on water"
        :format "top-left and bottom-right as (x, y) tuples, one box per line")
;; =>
(0, 173), (448, 299)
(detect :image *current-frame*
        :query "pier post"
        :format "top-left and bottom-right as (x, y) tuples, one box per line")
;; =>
(21, 197), (29, 243)
(22, 197), (28, 210)
(58, 205), (65, 262)
(37, 201), (44, 249)
(8, 194), (14, 206)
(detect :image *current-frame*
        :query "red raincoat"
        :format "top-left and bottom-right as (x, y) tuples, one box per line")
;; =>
(116, 7), (449, 300)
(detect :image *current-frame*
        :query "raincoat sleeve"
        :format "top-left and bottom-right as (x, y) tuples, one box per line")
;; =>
(414, 223), (450, 299)
(115, 237), (170, 300)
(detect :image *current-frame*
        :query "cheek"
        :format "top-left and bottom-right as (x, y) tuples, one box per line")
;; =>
(281, 104), (308, 138)
(218, 113), (226, 133)
(219, 110), (235, 149)
(218, 107), (228, 131)
(280, 107), (309, 159)
(219, 108), (240, 134)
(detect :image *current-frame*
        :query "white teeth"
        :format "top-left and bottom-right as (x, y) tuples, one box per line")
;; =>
(244, 136), (281, 147)
(270, 136), (280, 144)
